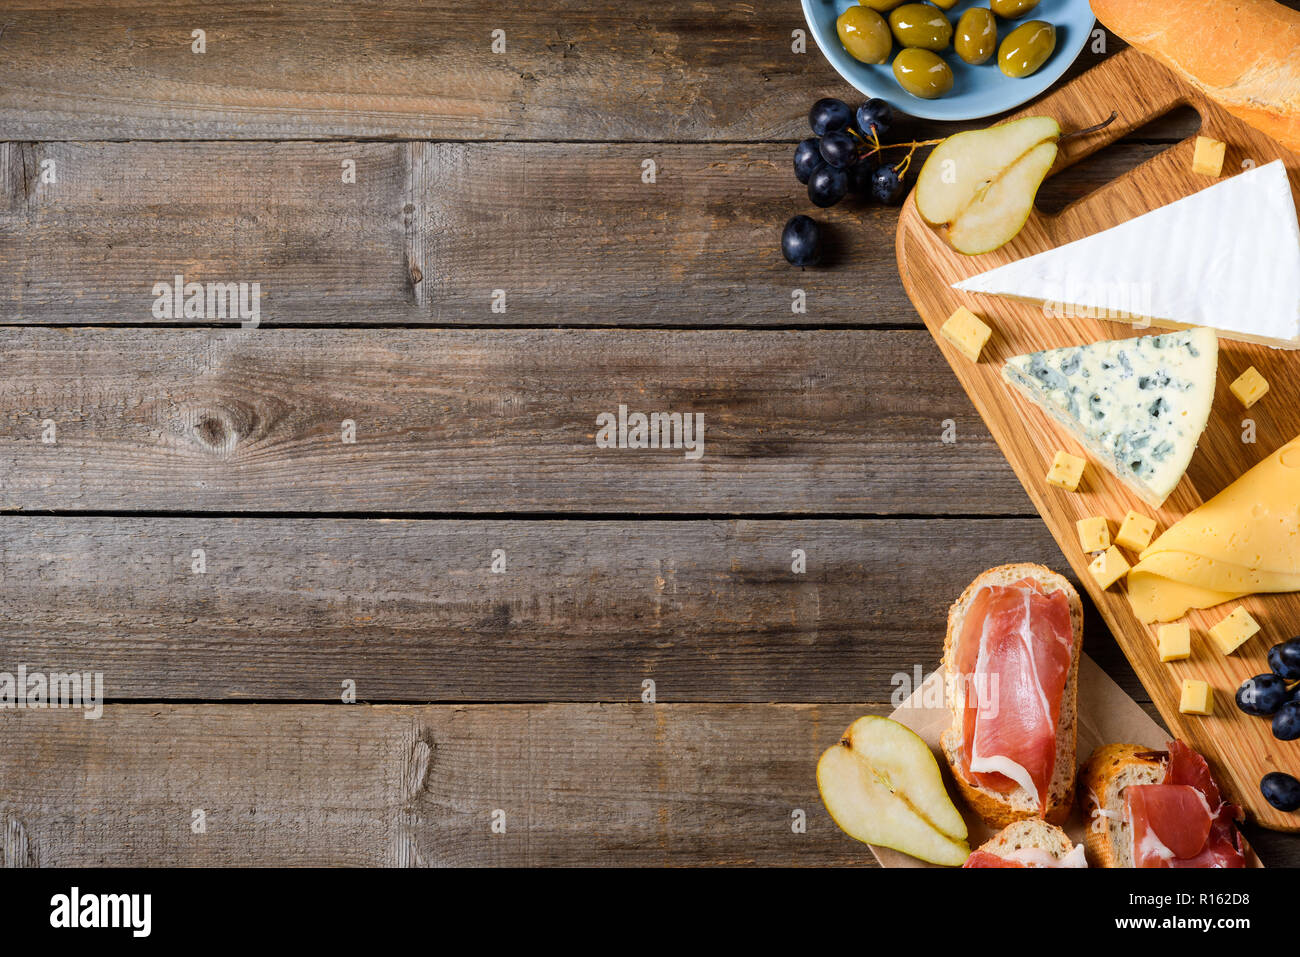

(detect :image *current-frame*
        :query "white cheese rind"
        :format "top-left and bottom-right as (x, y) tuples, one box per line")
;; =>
(1002, 328), (1218, 507)
(954, 160), (1300, 346)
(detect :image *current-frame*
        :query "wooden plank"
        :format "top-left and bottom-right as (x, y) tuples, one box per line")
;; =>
(0, 516), (1152, 701)
(0, 328), (1030, 514)
(0, 703), (879, 867)
(0, 141), (415, 325)
(2, 702), (1294, 867)
(898, 48), (1300, 829)
(0, 1), (1125, 142)
(1, 140), (1177, 327)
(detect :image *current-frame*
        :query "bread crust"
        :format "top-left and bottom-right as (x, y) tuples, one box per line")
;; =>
(1091, 0), (1300, 155)
(1078, 743), (1167, 868)
(940, 563), (1082, 831)
(975, 819), (1076, 863)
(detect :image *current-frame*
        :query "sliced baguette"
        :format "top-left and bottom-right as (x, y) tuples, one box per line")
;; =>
(1077, 743), (1166, 868)
(974, 819), (1081, 866)
(940, 563), (1082, 830)
(1091, 0), (1300, 156)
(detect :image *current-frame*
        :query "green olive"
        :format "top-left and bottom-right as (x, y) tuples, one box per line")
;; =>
(928, 0), (960, 8)
(892, 47), (954, 99)
(888, 3), (954, 52)
(954, 7), (997, 64)
(860, 0), (908, 11)
(990, 0), (1040, 18)
(998, 19), (1056, 77)
(837, 6), (892, 64)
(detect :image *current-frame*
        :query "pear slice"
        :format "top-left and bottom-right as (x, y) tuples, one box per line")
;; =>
(945, 140), (1058, 255)
(915, 115), (1061, 228)
(817, 716), (970, 866)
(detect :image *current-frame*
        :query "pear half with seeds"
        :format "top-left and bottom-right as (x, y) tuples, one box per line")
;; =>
(817, 716), (970, 866)
(915, 115), (1061, 256)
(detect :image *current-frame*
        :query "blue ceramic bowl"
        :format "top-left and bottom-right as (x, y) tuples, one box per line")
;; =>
(801, 0), (1096, 120)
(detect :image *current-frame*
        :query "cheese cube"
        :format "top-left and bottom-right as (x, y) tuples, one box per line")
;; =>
(940, 307), (992, 363)
(1088, 546), (1130, 590)
(1179, 679), (1214, 716)
(1208, 606), (1260, 655)
(1046, 451), (1086, 491)
(1229, 366), (1269, 408)
(1076, 516), (1110, 552)
(1191, 136), (1226, 177)
(1115, 510), (1157, 553)
(1157, 623), (1191, 662)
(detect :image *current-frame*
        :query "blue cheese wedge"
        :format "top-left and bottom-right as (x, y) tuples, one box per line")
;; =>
(1003, 328), (1218, 507)
(954, 161), (1300, 349)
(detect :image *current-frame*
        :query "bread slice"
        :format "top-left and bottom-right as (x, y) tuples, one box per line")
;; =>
(1077, 743), (1166, 868)
(940, 563), (1082, 830)
(975, 819), (1081, 867)
(1091, 0), (1300, 157)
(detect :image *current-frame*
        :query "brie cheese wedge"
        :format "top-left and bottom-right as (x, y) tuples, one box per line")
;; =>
(955, 160), (1300, 348)
(1003, 328), (1218, 507)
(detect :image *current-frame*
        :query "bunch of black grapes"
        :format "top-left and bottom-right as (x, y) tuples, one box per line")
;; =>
(782, 97), (906, 267)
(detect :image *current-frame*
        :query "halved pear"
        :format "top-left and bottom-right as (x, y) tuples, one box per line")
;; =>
(817, 715), (970, 866)
(945, 140), (1058, 255)
(915, 115), (1061, 228)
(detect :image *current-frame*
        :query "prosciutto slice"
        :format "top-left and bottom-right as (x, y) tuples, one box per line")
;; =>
(953, 578), (1074, 811)
(1125, 740), (1246, 868)
(963, 851), (1026, 868)
(963, 845), (1086, 868)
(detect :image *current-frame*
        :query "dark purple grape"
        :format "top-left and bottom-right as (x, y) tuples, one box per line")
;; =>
(781, 215), (822, 267)
(1269, 637), (1300, 679)
(809, 98), (853, 136)
(856, 98), (892, 139)
(1275, 700), (1300, 740)
(871, 164), (905, 205)
(808, 165), (849, 208)
(819, 130), (859, 169)
(1237, 673), (1291, 716)
(793, 138), (822, 185)
(1262, 772), (1300, 812)
(848, 157), (879, 198)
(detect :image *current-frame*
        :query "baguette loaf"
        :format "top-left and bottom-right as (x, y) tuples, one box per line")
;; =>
(1091, 0), (1300, 155)
(1077, 743), (1166, 868)
(940, 563), (1082, 831)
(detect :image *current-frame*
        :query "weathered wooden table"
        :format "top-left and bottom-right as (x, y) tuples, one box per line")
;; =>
(0, 1), (1296, 867)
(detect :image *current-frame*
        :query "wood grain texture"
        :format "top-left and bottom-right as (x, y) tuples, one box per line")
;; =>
(0, 516), (1152, 701)
(0, 1), (1121, 142)
(898, 48), (1300, 829)
(0, 703), (880, 867)
(0, 139), (1183, 327)
(0, 701), (1292, 867)
(0, 328), (1030, 514)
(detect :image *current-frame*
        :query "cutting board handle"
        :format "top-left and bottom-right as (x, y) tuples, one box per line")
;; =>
(1017, 47), (1195, 172)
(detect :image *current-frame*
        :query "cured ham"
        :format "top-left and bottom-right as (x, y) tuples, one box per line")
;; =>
(952, 577), (1074, 811)
(963, 850), (1026, 868)
(1125, 741), (1246, 868)
(963, 845), (1086, 868)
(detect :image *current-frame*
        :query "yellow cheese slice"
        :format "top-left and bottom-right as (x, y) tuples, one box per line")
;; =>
(1127, 433), (1300, 622)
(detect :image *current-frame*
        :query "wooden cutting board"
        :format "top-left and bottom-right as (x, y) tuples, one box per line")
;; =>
(897, 46), (1300, 831)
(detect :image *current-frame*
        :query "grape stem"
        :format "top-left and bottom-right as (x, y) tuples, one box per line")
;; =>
(850, 128), (947, 178)
(847, 110), (1118, 181)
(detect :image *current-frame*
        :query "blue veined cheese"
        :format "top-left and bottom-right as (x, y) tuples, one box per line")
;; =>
(1003, 328), (1218, 507)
